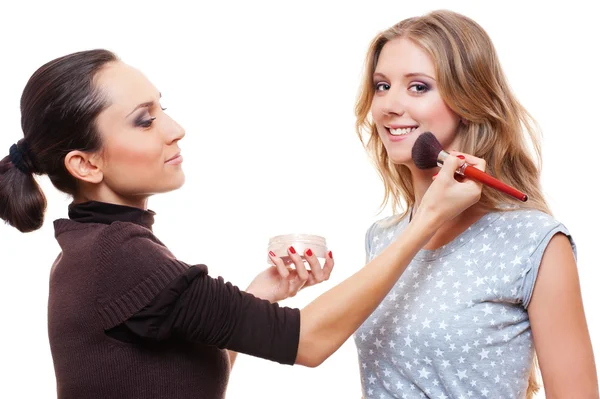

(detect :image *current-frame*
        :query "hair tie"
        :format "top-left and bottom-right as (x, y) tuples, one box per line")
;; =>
(9, 142), (33, 174)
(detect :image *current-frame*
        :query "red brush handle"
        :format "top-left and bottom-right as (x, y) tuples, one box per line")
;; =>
(462, 165), (528, 202)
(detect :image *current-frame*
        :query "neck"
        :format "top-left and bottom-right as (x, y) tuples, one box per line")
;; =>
(409, 164), (437, 214)
(74, 185), (149, 210)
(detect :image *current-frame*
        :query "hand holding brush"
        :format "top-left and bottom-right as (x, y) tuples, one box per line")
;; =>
(411, 132), (528, 202)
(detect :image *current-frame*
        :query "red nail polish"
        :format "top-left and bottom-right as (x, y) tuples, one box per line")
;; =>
(457, 155), (465, 160)
(306, 248), (313, 257)
(328, 250), (333, 258)
(289, 246), (296, 254)
(433, 173), (438, 177)
(269, 251), (276, 257)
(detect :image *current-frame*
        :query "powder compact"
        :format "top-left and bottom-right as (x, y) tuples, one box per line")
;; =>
(267, 234), (328, 265)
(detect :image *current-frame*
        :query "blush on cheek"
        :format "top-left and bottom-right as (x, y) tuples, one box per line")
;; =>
(426, 102), (461, 144)
(106, 141), (164, 181)
(110, 138), (160, 164)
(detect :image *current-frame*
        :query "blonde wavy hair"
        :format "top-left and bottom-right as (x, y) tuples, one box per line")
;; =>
(355, 9), (549, 398)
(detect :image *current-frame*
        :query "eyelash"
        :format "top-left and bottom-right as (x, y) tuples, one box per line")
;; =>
(135, 104), (168, 128)
(373, 82), (430, 94)
(136, 116), (156, 128)
(374, 82), (390, 91)
(409, 83), (429, 93)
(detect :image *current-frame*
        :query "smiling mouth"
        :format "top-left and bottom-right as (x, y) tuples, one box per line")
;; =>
(387, 126), (418, 136)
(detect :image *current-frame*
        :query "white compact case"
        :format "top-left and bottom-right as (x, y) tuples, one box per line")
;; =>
(267, 234), (328, 265)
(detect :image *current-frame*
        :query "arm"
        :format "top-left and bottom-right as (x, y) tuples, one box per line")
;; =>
(228, 264), (326, 369)
(226, 284), (278, 369)
(293, 218), (434, 367)
(282, 152), (483, 367)
(227, 351), (238, 369)
(528, 233), (598, 398)
(110, 154), (478, 368)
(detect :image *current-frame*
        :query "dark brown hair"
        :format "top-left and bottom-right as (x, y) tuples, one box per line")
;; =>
(0, 49), (117, 232)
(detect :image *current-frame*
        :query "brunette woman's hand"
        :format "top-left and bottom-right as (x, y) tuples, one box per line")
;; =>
(246, 247), (334, 303)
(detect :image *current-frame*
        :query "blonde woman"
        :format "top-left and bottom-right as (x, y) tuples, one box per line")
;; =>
(354, 10), (598, 399)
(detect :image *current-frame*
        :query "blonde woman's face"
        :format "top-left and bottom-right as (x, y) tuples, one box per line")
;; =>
(371, 38), (461, 166)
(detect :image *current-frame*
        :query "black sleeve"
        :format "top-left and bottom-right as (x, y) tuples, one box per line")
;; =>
(106, 266), (300, 365)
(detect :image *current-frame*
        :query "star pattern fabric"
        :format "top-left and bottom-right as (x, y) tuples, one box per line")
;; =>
(354, 209), (575, 399)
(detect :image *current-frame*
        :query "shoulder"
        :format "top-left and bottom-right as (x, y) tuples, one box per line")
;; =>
(98, 220), (165, 246)
(92, 222), (192, 327)
(53, 218), (109, 239)
(364, 213), (408, 256)
(94, 221), (171, 259)
(366, 213), (407, 237)
(493, 208), (561, 230)
(92, 221), (189, 281)
(491, 208), (574, 255)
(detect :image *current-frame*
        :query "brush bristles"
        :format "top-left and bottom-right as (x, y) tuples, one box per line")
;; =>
(412, 132), (444, 169)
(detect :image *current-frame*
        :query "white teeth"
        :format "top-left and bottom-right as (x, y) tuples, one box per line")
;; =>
(389, 127), (418, 136)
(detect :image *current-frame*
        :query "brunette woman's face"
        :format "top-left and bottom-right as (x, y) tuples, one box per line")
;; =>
(93, 61), (185, 199)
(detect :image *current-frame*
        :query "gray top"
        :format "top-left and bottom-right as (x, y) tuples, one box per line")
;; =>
(354, 208), (575, 399)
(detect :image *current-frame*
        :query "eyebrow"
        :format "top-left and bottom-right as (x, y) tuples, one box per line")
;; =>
(373, 72), (436, 81)
(126, 92), (162, 118)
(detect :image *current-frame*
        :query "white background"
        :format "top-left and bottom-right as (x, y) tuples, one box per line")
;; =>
(1, 1), (598, 398)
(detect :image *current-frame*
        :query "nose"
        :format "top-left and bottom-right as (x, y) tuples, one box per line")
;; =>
(164, 114), (186, 144)
(381, 88), (405, 117)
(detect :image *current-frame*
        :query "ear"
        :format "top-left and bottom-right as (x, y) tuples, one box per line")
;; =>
(64, 150), (104, 184)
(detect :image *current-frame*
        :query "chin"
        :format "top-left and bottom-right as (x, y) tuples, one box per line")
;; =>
(166, 175), (186, 192)
(386, 149), (412, 166)
(155, 174), (186, 194)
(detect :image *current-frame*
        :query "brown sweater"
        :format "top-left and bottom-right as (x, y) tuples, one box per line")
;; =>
(48, 202), (300, 399)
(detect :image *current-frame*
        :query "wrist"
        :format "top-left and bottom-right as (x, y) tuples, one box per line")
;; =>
(406, 210), (438, 244)
(246, 284), (276, 303)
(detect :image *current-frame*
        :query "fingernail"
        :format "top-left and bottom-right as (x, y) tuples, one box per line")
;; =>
(433, 173), (438, 177)
(457, 155), (465, 160)
(289, 246), (296, 254)
(269, 251), (276, 257)
(328, 250), (333, 258)
(306, 248), (313, 257)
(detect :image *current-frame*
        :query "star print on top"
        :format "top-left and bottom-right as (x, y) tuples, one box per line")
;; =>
(354, 208), (576, 399)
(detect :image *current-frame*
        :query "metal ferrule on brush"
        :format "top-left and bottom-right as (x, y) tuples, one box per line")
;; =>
(437, 150), (468, 175)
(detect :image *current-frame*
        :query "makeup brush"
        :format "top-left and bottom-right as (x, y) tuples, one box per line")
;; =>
(412, 132), (528, 202)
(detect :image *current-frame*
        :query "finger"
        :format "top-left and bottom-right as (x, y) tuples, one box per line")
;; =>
(438, 154), (463, 180)
(287, 271), (300, 294)
(304, 248), (324, 282)
(321, 250), (334, 281)
(269, 251), (289, 279)
(303, 270), (318, 288)
(288, 270), (314, 294)
(287, 246), (309, 282)
(448, 151), (486, 172)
